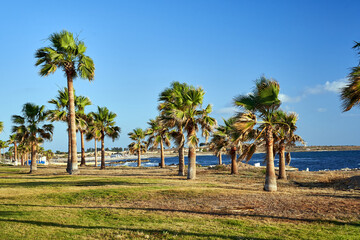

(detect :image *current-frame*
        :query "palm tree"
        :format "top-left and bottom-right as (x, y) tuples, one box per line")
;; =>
(160, 83), (216, 179)
(128, 128), (147, 167)
(341, 41), (360, 111)
(12, 103), (53, 173)
(43, 149), (54, 165)
(0, 122), (3, 133)
(146, 117), (171, 168)
(211, 118), (239, 173)
(234, 76), (281, 191)
(48, 87), (72, 172)
(159, 82), (189, 176)
(91, 107), (121, 169)
(76, 96), (92, 166)
(8, 134), (18, 165)
(85, 114), (101, 167)
(35, 30), (95, 174)
(0, 140), (8, 162)
(274, 111), (305, 179)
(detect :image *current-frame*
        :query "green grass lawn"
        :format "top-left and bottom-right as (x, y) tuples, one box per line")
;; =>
(0, 165), (359, 239)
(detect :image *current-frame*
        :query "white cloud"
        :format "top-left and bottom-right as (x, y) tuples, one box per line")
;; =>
(280, 78), (347, 103)
(323, 79), (347, 93)
(214, 107), (237, 115)
(278, 93), (301, 103)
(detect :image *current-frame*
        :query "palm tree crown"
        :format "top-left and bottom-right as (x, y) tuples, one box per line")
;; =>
(35, 30), (95, 80)
(341, 41), (360, 111)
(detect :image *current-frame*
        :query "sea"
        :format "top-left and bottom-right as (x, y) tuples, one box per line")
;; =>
(110, 150), (360, 171)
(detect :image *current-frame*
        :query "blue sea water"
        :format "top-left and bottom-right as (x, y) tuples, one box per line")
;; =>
(111, 150), (360, 171)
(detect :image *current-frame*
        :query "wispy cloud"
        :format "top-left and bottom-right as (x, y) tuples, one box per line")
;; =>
(280, 78), (347, 103)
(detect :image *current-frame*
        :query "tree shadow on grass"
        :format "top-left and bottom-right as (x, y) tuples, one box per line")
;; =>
(3, 204), (359, 227)
(0, 180), (153, 188)
(0, 218), (267, 240)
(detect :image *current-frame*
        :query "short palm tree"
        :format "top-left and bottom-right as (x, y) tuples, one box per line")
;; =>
(35, 30), (95, 174)
(76, 96), (92, 166)
(8, 134), (18, 165)
(43, 149), (54, 165)
(273, 111), (304, 179)
(12, 103), (53, 173)
(234, 76), (281, 191)
(91, 107), (121, 169)
(0, 140), (8, 162)
(128, 128), (147, 167)
(85, 114), (101, 167)
(211, 118), (240, 173)
(146, 117), (171, 168)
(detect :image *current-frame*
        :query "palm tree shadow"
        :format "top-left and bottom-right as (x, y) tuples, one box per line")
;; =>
(0, 218), (266, 239)
(3, 204), (359, 227)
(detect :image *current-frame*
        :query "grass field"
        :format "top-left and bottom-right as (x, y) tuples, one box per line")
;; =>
(0, 164), (359, 239)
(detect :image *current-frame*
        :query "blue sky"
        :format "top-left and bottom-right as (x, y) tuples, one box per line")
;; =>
(0, 0), (360, 151)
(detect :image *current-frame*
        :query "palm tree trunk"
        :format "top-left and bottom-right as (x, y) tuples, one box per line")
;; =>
(187, 128), (197, 180)
(137, 148), (141, 167)
(218, 152), (222, 165)
(178, 143), (185, 176)
(14, 143), (18, 165)
(21, 154), (24, 166)
(67, 76), (78, 174)
(80, 130), (86, 166)
(94, 140), (97, 167)
(66, 126), (71, 173)
(278, 141), (287, 180)
(264, 126), (277, 192)
(30, 144), (37, 173)
(100, 135), (105, 169)
(230, 146), (238, 174)
(160, 139), (165, 168)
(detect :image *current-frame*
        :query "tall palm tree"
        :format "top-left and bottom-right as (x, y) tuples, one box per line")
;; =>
(160, 83), (216, 179)
(146, 117), (171, 168)
(35, 30), (95, 174)
(76, 96), (92, 166)
(128, 128), (147, 167)
(91, 107), (121, 169)
(12, 103), (53, 173)
(8, 134), (18, 165)
(234, 76), (281, 191)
